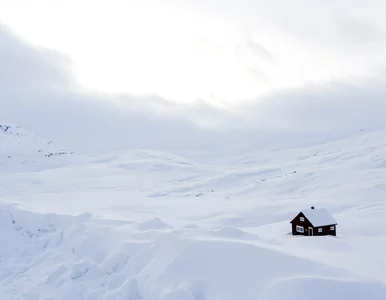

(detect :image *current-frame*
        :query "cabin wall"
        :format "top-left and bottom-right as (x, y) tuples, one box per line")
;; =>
(314, 224), (336, 236)
(291, 212), (313, 236)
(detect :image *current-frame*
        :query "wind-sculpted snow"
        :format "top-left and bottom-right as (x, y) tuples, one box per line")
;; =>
(1, 205), (385, 300)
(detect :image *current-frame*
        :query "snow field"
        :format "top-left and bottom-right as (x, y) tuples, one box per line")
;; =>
(2, 205), (386, 300)
(1, 125), (386, 299)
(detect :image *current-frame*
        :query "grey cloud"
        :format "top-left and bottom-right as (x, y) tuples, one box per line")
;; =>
(0, 24), (74, 90)
(239, 79), (386, 133)
(337, 17), (386, 44)
(235, 40), (274, 63)
(0, 24), (214, 152)
(234, 39), (273, 86)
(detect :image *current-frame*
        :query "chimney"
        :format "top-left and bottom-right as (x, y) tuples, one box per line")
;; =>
(311, 206), (315, 210)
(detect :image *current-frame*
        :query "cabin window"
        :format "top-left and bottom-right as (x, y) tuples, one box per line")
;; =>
(296, 225), (304, 233)
(330, 226), (334, 231)
(300, 217), (305, 222)
(318, 228), (322, 233)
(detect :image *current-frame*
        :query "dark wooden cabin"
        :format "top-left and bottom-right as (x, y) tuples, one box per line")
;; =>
(290, 207), (337, 236)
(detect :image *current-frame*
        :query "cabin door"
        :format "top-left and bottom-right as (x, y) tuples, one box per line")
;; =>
(308, 227), (313, 236)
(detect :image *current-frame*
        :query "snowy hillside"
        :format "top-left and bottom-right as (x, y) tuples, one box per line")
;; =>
(1, 125), (386, 299)
(0, 123), (78, 172)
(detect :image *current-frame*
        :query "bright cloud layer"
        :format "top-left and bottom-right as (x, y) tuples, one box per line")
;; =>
(1, 0), (386, 103)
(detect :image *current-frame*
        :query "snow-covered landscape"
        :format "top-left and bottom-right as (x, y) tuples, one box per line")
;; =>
(2, 1), (386, 299)
(1, 123), (386, 299)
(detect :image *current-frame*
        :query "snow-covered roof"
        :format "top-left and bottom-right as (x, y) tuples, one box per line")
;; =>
(301, 208), (337, 227)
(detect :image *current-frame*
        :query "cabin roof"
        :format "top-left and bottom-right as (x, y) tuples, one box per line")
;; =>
(300, 208), (337, 227)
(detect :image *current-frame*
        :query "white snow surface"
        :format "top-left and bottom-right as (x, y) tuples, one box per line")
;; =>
(300, 208), (337, 227)
(0, 123), (79, 173)
(1, 125), (386, 299)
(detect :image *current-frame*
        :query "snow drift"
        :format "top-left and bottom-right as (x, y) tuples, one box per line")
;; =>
(1, 205), (385, 300)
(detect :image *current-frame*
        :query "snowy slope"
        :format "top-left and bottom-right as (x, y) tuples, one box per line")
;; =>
(0, 123), (78, 173)
(1, 125), (386, 299)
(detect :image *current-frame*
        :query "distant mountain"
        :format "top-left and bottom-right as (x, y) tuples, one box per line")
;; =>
(0, 123), (78, 173)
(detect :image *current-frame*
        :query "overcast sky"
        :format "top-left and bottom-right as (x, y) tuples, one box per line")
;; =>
(2, 0), (386, 103)
(1, 1), (386, 151)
